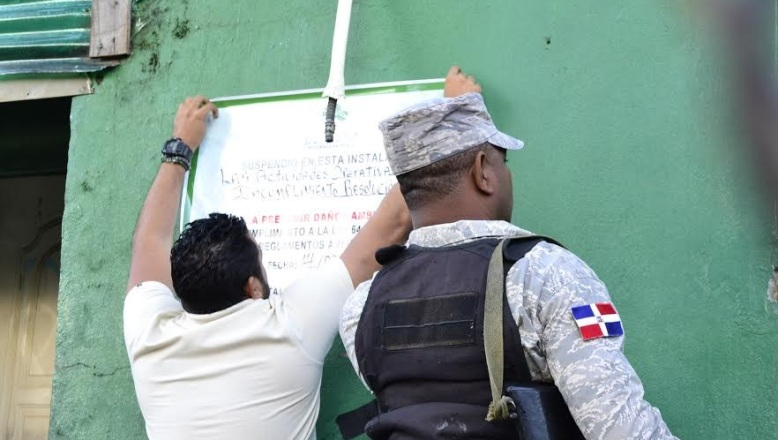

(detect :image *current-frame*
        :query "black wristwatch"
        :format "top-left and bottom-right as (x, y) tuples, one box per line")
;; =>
(161, 138), (194, 161)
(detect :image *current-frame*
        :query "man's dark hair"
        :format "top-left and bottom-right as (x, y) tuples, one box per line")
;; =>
(396, 143), (490, 210)
(171, 213), (264, 314)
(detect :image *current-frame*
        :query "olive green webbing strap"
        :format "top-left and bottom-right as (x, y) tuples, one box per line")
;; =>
(484, 239), (513, 422)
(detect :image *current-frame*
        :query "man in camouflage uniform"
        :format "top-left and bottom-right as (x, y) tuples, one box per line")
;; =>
(339, 66), (678, 439)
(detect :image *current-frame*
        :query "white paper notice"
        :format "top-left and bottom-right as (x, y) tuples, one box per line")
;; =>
(184, 81), (442, 290)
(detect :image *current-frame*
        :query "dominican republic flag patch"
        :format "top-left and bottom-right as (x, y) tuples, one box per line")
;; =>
(571, 303), (624, 341)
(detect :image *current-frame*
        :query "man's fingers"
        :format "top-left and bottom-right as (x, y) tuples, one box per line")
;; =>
(195, 102), (218, 119)
(180, 95), (215, 117)
(183, 97), (198, 110)
(182, 95), (206, 113)
(447, 65), (462, 78)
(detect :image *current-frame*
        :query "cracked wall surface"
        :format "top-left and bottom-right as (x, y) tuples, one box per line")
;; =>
(49, 0), (778, 439)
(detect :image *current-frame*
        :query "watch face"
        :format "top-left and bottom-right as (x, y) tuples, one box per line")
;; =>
(163, 139), (192, 159)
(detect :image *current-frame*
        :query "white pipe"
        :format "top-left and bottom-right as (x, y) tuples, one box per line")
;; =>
(323, 0), (353, 100)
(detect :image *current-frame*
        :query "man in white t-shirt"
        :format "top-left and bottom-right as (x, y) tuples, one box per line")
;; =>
(124, 96), (411, 440)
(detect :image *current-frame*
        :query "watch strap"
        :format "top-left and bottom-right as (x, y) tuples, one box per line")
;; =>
(161, 155), (191, 171)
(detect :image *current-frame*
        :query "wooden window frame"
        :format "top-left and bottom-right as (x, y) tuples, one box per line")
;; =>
(0, 0), (131, 103)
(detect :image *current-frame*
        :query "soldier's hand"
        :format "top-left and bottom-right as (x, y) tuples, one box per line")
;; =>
(444, 66), (482, 98)
(172, 96), (219, 151)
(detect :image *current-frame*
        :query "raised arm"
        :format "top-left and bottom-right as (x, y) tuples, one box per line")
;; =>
(339, 185), (411, 287)
(126, 96), (218, 292)
(339, 64), (480, 286)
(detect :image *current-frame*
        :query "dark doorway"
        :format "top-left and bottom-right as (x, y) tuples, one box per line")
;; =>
(0, 97), (70, 177)
(0, 96), (69, 438)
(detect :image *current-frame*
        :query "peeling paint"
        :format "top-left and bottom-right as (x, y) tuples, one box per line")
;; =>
(768, 267), (778, 312)
(172, 19), (191, 39)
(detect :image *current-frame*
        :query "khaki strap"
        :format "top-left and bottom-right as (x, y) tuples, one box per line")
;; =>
(484, 239), (513, 421)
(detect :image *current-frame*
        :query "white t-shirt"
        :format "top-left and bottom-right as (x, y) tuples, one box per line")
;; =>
(123, 260), (354, 440)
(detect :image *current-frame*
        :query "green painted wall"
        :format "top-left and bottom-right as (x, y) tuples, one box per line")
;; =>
(50, 0), (778, 439)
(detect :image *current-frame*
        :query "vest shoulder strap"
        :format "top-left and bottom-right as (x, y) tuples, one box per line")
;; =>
(502, 235), (563, 274)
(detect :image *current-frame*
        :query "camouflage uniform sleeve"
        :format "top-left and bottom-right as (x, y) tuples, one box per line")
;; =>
(527, 244), (678, 440)
(339, 278), (373, 391)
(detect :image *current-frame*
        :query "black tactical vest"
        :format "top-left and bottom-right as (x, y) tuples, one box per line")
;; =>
(354, 238), (537, 440)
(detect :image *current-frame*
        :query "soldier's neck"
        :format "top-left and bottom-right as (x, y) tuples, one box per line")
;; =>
(410, 198), (496, 230)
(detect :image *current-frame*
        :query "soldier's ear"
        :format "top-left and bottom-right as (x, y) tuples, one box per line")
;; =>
(471, 150), (495, 195)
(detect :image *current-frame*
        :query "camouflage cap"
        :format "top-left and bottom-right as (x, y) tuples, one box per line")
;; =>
(379, 92), (524, 176)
